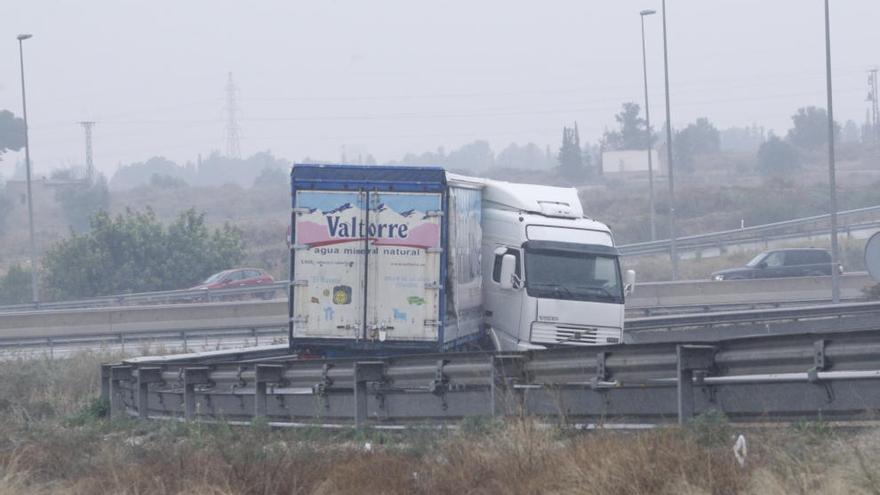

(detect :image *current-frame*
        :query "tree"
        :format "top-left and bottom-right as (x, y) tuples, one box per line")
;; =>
(673, 117), (720, 173)
(841, 119), (860, 144)
(110, 156), (188, 190)
(253, 167), (287, 188)
(0, 264), (31, 305)
(52, 170), (110, 232)
(0, 189), (11, 236)
(787, 106), (839, 150)
(558, 123), (585, 181)
(496, 142), (552, 169)
(42, 208), (245, 299)
(0, 110), (25, 161)
(720, 125), (765, 153)
(757, 135), (800, 179)
(603, 102), (649, 151)
(446, 140), (494, 171)
(150, 173), (188, 189)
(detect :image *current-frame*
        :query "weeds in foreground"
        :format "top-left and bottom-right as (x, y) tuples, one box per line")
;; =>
(1, 353), (880, 494)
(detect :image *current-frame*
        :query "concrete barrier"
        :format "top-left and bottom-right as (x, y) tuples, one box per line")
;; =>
(627, 272), (874, 308)
(0, 300), (287, 340)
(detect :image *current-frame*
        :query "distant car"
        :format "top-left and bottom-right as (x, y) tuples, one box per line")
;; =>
(711, 248), (842, 281)
(190, 268), (275, 299)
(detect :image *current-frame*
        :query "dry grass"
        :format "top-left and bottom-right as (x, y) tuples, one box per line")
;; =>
(1, 353), (880, 494)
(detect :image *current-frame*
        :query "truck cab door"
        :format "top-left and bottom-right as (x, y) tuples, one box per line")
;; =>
(365, 191), (443, 342)
(484, 246), (524, 344)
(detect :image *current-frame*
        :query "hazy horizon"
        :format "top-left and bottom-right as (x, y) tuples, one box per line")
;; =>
(2, 0), (879, 177)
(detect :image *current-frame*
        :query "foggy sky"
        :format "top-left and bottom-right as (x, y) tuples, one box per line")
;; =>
(2, 0), (879, 177)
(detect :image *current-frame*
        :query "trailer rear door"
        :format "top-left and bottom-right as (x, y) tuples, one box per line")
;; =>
(366, 191), (443, 341)
(292, 190), (367, 339)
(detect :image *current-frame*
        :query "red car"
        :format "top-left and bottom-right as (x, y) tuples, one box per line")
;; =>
(191, 268), (275, 299)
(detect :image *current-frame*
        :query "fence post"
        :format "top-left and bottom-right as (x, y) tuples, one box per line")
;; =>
(676, 345), (716, 424)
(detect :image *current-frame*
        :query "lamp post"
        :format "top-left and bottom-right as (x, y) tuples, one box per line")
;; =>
(640, 9), (657, 241)
(661, 0), (678, 280)
(823, 0), (840, 303)
(17, 33), (40, 307)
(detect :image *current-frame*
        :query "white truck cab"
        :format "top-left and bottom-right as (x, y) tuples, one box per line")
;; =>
(478, 179), (633, 351)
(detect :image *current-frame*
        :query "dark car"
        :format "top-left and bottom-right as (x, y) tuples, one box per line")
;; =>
(190, 268), (276, 299)
(711, 248), (842, 281)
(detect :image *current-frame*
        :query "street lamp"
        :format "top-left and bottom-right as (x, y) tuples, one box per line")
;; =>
(639, 9), (657, 241)
(823, 0), (840, 303)
(17, 33), (40, 307)
(661, 0), (679, 280)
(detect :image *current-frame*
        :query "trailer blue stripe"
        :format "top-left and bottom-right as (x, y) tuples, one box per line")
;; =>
(291, 164), (446, 204)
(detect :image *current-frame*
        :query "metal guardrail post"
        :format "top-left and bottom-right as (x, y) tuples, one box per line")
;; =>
(137, 367), (163, 419)
(255, 364), (285, 418)
(183, 367), (211, 421)
(807, 340), (829, 383)
(676, 345), (716, 424)
(109, 366), (133, 418)
(492, 355), (525, 417)
(100, 364), (113, 404)
(353, 361), (386, 428)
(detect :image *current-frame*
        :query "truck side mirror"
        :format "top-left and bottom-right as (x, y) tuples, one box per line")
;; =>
(499, 254), (518, 290)
(624, 269), (636, 295)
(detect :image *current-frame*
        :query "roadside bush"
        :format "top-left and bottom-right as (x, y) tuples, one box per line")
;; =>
(42, 208), (245, 299)
(0, 264), (31, 305)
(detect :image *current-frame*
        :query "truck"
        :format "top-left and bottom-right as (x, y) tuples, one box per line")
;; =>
(288, 164), (634, 355)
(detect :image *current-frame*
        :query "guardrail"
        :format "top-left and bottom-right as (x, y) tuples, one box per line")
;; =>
(0, 300), (287, 341)
(0, 325), (287, 359)
(103, 325), (880, 426)
(626, 272), (873, 315)
(625, 300), (880, 344)
(619, 204), (880, 257)
(0, 282), (287, 314)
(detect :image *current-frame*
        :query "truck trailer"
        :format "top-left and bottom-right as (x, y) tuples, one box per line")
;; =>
(288, 164), (633, 355)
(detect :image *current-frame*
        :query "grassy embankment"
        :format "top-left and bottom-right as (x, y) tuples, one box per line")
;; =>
(1, 352), (880, 494)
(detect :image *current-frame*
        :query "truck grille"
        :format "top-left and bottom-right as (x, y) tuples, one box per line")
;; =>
(531, 323), (620, 346)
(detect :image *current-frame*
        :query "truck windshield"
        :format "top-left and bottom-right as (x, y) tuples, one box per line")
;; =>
(524, 248), (623, 304)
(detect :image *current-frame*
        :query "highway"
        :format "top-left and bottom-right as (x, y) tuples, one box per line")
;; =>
(1, 273), (873, 358)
